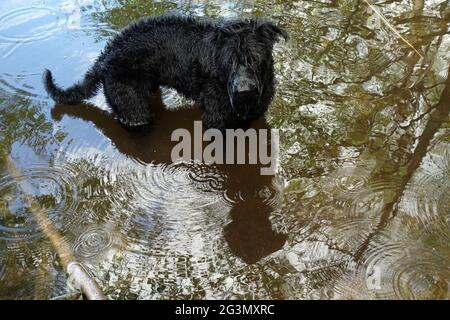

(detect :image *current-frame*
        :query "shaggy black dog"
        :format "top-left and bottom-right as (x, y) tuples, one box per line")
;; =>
(43, 15), (287, 129)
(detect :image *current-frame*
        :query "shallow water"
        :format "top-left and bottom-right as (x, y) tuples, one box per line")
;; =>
(0, 0), (449, 299)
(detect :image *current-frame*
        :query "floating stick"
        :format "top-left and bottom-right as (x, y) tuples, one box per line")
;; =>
(5, 156), (106, 300)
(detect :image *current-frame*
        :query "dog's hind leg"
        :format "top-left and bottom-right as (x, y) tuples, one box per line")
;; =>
(103, 76), (153, 126)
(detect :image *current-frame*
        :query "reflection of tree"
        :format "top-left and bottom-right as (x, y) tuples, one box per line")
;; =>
(0, 91), (64, 158)
(1, 0), (445, 298)
(273, 0), (449, 178)
(349, 1), (450, 260)
(25, 0), (449, 298)
(92, 0), (178, 30)
(0, 90), (71, 299)
(355, 63), (450, 260)
(263, 0), (450, 297)
(91, 0), (283, 32)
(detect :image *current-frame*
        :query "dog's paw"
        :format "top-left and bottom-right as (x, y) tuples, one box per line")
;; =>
(116, 114), (154, 128)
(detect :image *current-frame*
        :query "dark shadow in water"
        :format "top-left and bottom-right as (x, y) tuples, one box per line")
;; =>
(51, 91), (286, 264)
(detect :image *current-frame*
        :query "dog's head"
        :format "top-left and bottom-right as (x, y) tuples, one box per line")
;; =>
(216, 20), (288, 118)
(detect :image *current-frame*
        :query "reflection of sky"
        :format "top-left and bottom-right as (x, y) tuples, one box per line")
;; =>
(0, 0), (106, 97)
(0, 0), (40, 11)
(59, 0), (82, 29)
(433, 35), (450, 79)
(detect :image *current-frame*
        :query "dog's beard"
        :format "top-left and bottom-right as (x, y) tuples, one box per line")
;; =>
(233, 91), (260, 119)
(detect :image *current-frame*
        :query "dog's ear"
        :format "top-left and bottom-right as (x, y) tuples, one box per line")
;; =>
(218, 21), (248, 38)
(256, 22), (289, 43)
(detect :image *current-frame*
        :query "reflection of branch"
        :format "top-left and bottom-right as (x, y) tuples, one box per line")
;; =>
(311, 231), (357, 260)
(355, 64), (450, 260)
(406, 34), (446, 89)
(314, 0), (362, 63)
(400, 103), (439, 128)
(364, 0), (424, 58)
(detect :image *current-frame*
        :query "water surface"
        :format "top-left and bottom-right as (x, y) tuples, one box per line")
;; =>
(0, 0), (449, 299)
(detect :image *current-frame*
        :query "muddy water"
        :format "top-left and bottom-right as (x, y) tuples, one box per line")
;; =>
(0, 0), (449, 299)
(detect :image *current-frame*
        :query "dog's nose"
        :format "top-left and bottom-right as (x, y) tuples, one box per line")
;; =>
(233, 75), (257, 93)
(228, 66), (260, 110)
(230, 66), (258, 93)
(236, 89), (258, 98)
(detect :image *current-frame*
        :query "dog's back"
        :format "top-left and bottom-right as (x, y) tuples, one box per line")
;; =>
(101, 16), (217, 94)
(43, 14), (287, 129)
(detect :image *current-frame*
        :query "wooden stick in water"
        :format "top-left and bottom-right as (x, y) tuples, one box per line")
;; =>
(5, 156), (106, 300)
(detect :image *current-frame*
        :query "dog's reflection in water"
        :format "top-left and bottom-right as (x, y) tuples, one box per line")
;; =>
(51, 92), (286, 264)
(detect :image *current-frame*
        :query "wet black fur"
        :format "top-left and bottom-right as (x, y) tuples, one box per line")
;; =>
(43, 15), (287, 129)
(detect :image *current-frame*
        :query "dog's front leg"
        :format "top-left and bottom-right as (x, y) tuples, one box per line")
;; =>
(202, 105), (243, 131)
(200, 92), (246, 130)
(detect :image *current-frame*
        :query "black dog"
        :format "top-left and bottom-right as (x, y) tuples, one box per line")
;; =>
(43, 15), (287, 129)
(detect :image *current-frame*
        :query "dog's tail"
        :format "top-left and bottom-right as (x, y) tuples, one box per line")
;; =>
(43, 62), (103, 104)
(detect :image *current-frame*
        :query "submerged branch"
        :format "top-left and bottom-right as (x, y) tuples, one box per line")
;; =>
(5, 157), (106, 300)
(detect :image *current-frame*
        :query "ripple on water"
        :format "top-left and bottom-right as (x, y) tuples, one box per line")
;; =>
(326, 160), (406, 219)
(134, 162), (226, 208)
(0, 165), (78, 241)
(73, 225), (113, 259)
(0, 73), (41, 101)
(0, 7), (68, 44)
(114, 162), (228, 249)
(52, 142), (228, 251)
(327, 217), (374, 251)
(391, 258), (449, 300)
(339, 227), (450, 300)
(326, 161), (373, 213)
(0, 4), (66, 96)
(187, 163), (227, 194)
(349, 175), (403, 213)
(399, 142), (450, 234)
(330, 162), (371, 195)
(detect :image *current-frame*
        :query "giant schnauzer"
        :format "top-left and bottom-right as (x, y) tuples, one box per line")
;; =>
(43, 15), (287, 129)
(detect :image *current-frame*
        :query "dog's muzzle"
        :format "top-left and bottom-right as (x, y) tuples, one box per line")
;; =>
(228, 66), (260, 117)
